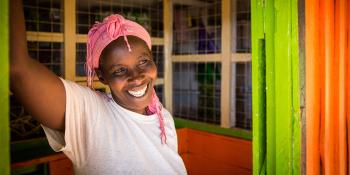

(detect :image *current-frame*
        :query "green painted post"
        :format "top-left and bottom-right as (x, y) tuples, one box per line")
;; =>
(0, 0), (10, 174)
(252, 0), (301, 174)
(251, 0), (267, 174)
(264, 0), (276, 174)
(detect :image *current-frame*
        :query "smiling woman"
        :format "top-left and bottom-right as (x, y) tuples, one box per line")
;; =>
(9, 0), (187, 174)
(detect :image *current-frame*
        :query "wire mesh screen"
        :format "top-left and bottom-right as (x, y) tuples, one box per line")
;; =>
(23, 0), (63, 32)
(173, 62), (221, 124)
(231, 0), (252, 130)
(235, 0), (250, 53)
(76, 43), (86, 76)
(28, 41), (64, 76)
(155, 85), (164, 104)
(152, 45), (164, 78)
(173, 0), (221, 55)
(76, 0), (163, 37)
(233, 62), (252, 129)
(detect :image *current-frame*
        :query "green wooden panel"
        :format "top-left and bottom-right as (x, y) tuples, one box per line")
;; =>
(274, 0), (293, 173)
(291, 0), (301, 173)
(0, 0), (10, 174)
(251, 0), (267, 174)
(252, 0), (301, 174)
(264, 0), (276, 174)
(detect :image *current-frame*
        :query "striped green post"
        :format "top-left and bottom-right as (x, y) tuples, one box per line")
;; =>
(252, 0), (301, 174)
(0, 0), (10, 174)
(251, 0), (267, 174)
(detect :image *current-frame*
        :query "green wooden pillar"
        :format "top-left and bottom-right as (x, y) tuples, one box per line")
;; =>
(0, 0), (10, 174)
(252, 0), (301, 174)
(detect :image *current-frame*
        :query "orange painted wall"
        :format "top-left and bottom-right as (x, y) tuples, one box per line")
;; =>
(177, 128), (252, 175)
(12, 128), (252, 175)
(305, 0), (349, 174)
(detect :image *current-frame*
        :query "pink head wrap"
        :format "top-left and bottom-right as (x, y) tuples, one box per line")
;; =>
(86, 14), (166, 144)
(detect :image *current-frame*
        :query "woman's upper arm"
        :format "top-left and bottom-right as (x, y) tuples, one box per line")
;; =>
(10, 0), (66, 131)
(11, 59), (67, 131)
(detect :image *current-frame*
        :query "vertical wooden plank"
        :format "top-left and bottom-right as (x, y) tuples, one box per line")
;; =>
(230, 0), (237, 127)
(252, 0), (301, 173)
(64, 0), (76, 80)
(347, 1), (350, 173)
(163, 0), (173, 112)
(275, 0), (293, 173)
(323, 0), (337, 174)
(0, 0), (10, 174)
(274, 0), (301, 173)
(264, 0), (276, 173)
(335, 0), (347, 174)
(291, 0), (301, 173)
(305, 0), (321, 174)
(251, 0), (267, 174)
(220, 0), (232, 128)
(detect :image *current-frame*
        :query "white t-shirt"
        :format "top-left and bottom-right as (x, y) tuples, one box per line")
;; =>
(42, 79), (187, 175)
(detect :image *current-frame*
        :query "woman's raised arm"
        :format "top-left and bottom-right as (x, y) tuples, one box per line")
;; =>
(10, 0), (66, 131)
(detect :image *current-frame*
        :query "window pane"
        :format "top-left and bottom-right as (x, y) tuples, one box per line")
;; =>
(173, 62), (221, 125)
(28, 41), (64, 76)
(23, 0), (63, 32)
(173, 0), (221, 55)
(76, 0), (163, 37)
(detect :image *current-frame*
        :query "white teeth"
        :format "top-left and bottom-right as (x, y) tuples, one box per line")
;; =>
(128, 84), (148, 97)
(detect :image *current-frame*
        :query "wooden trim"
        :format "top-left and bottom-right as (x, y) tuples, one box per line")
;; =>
(76, 34), (87, 43)
(75, 81), (110, 93)
(231, 53), (252, 62)
(151, 37), (164, 45)
(77, 34), (164, 46)
(64, 0), (76, 81)
(75, 76), (99, 82)
(173, 0), (209, 6)
(26, 32), (63, 42)
(174, 118), (252, 140)
(163, 0), (173, 113)
(172, 54), (221, 62)
(220, 0), (232, 128)
(155, 78), (164, 85)
(11, 153), (67, 169)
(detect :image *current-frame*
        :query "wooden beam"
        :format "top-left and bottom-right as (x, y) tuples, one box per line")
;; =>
(231, 53), (252, 62)
(76, 34), (87, 43)
(163, 0), (173, 113)
(151, 37), (164, 45)
(220, 0), (232, 128)
(26, 32), (63, 42)
(172, 54), (221, 62)
(64, 0), (76, 81)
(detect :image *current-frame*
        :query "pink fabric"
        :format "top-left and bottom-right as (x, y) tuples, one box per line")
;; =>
(86, 14), (166, 144)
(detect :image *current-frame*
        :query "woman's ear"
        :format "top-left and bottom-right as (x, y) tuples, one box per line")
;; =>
(95, 68), (107, 85)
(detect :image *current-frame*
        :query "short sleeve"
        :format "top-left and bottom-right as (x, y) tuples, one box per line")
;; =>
(42, 78), (101, 166)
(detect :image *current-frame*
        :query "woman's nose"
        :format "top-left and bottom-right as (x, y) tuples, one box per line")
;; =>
(127, 68), (144, 82)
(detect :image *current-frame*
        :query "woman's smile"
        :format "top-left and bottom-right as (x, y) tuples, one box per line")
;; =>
(127, 82), (149, 97)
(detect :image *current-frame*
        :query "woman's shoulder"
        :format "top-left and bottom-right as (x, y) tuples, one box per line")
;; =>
(60, 78), (109, 102)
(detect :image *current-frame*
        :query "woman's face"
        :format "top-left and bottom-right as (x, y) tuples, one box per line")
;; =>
(98, 37), (157, 114)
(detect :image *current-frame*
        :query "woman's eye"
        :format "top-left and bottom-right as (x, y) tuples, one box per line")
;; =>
(113, 67), (127, 76)
(139, 59), (148, 65)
